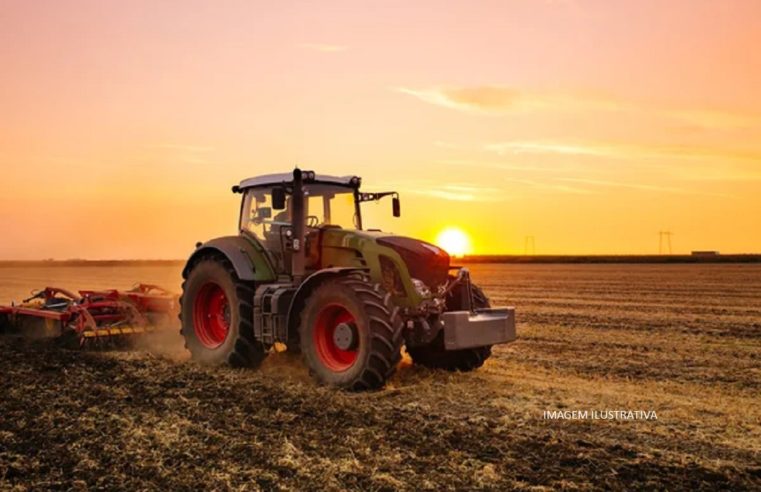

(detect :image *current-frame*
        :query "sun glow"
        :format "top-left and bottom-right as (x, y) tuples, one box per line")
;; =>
(435, 227), (472, 257)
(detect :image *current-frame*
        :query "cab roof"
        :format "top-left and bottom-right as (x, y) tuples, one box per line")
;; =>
(237, 172), (361, 190)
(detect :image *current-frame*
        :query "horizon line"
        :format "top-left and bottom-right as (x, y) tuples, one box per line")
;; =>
(1, 253), (760, 265)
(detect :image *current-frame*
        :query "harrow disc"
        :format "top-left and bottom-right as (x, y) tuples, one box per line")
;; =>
(1, 283), (179, 350)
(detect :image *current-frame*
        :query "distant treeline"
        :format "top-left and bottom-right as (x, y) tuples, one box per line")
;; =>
(460, 254), (761, 264)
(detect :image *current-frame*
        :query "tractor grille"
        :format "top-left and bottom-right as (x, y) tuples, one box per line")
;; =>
(377, 236), (450, 289)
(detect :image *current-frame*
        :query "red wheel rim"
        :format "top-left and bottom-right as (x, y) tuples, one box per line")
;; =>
(193, 283), (230, 348)
(313, 303), (358, 372)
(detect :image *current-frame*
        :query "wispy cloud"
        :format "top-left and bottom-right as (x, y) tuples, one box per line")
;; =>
(427, 158), (741, 196)
(669, 168), (761, 182)
(402, 177), (591, 197)
(558, 177), (732, 198)
(397, 85), (640, 115)
(396, 85), (759, 129)
(397, 86), (531, 113)
(299, 43), (348, 52)
(379, 180), (506, 202)
(484, 140), (761, 163)
(414, 184), (507, 202)
(558, 177), (685, 194)
(415, 189), (479, 201)
(505, 178), (593, 195)
(485, 141), (614, 158)
(436, 159), (563, 173)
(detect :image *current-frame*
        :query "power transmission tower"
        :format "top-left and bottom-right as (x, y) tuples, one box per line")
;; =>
(658, 231), (673, 254)
(524, 236), (536, 255)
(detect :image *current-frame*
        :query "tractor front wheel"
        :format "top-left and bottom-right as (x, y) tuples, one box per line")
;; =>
(180, 254), (268, 368)
(406, 283), (493, 371)
(299, 273), (403, 390)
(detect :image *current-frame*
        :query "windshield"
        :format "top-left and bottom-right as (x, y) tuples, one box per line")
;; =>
(304, 184), (359, 229)
(240, 184), (360, 242)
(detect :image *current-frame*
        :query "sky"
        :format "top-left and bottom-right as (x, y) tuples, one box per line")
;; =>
(1, 0), (760, 259)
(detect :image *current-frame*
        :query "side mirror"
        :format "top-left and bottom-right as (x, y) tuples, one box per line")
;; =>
(392, 195), (401, 217)
(272, 187), (287, 210)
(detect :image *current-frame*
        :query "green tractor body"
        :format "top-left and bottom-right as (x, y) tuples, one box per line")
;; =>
(181, 169), (516, 390)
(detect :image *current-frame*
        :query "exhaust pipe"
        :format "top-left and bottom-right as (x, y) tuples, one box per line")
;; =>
(291, 168), (306, 283)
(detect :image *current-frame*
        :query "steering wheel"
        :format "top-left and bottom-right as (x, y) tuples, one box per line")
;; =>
(307, 215), (320, 228)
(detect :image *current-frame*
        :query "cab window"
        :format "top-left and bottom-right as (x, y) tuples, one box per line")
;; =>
(241, 189), (291, 243)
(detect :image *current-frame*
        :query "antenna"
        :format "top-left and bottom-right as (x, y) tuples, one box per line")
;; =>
(524, 235), (536, 255)
(658, 230), (673, 254)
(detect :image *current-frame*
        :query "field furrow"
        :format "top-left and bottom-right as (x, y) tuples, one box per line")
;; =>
(1, 263), (760, 490)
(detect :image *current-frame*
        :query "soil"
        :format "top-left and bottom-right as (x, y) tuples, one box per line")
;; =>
(1, 264), (760, 490)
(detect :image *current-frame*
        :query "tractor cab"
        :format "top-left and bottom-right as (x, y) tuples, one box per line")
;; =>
(235, 172), (399, 276)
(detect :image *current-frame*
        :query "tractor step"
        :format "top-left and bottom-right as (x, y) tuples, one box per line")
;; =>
(253, 284), (294, 345)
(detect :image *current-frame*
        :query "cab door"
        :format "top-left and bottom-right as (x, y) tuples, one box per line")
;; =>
(240, 188), (293, 274)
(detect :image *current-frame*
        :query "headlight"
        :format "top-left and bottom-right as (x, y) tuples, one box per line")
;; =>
(411, 278), (431, 298)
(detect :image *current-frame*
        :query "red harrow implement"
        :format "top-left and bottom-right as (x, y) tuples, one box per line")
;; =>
(0, 284), (178, 348)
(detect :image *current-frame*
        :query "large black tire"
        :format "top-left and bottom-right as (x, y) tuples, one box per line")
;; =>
(407, 283), (493, 371)
(180, 254), (268, 368)
(299, 272), (403, 390)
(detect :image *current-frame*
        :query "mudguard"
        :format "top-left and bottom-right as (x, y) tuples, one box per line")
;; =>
(286, 267), (368, 334)
(183, 236), (277, 282)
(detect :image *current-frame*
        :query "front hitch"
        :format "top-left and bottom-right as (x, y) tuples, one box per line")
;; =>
(440, 267), (517, 351)
(442, 267), (474, 311)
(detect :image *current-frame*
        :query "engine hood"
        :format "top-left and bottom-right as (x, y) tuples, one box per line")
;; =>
(375, 235), (451, 289)
(317, 228), (451, 288)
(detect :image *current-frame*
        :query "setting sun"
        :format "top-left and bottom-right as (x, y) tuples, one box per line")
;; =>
(435, 227), (472, 257)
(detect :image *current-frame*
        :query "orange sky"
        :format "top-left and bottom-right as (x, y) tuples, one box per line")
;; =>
(1, 0), (760, 259)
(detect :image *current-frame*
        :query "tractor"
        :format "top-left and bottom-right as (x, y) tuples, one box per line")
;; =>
(180, 169), (516, 390)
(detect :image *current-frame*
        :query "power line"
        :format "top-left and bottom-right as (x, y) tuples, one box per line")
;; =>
(658, 230), (673, 254)
(524, 236), (536, 255)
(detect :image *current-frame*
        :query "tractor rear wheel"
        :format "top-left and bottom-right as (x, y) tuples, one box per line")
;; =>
(299, 272), (403, 390)
(407, 283), (493, 371)
(180, 254), (268, 368)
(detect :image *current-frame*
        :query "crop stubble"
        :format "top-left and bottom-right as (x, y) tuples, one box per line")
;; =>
(1, 264), (759, 490)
